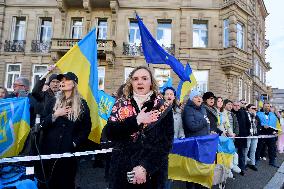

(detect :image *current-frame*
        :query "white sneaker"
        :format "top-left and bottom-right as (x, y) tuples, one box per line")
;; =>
(262, 157), (267, 161)
(232, 165), (241, 173)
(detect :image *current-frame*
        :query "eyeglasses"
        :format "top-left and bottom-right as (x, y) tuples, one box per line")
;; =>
(251, 108), (257, 110)
(13, 83), (25, 87)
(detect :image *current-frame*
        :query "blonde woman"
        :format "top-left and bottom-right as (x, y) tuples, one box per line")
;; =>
(40, 72), (91, 189)
(106, 66), (174, 189)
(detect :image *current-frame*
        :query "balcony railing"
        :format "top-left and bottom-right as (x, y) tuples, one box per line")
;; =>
(31, 40), (51, 53)
(123, 43), (143, 56)
(51, 38), (80, 51)
(4, 40), (26, 52)
(123, 43), (175, 56)
(51, 38), (116, 52)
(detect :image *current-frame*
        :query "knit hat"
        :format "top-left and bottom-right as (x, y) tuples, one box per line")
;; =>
(202, 91), (215, 101)
(223, 99), (233, 106)
(189, 89), (201, 101)
(48, 74), (58, 85)
(162, 87), (176, 96)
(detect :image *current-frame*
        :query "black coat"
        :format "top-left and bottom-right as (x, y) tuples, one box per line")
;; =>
(41, 98), (92, 154)
(182, 100), (210, 137)
(204, 106), (223, 135)
(31, 78), (56, 116)
(105, 94), (174, 189)
(232, 109), (250, 148)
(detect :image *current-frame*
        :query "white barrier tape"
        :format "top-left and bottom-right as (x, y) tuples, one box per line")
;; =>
(228, 135), (277, 139)
(0, 148), (113, 164)
(0, 135), (278, 164)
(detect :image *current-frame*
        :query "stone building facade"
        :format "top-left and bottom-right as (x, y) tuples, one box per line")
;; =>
(0, 0), (271, 104)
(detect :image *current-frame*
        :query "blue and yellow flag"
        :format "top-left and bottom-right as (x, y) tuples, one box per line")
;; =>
(0, 97), (30, 158)
(168, 134), (219, 188)
(136, 14), (190, 81)
(55, 29), (115, 143)
(257, 111), (282, 132)
(217, 136), (235, 169)
(159, 77), (173, 92)
(258, 95), (264, 109)
(176, 63), (197, 103)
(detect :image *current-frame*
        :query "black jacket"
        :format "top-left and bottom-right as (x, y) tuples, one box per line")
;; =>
(31, 78), (56, 116)
(182, 100), (210, 137)
(232, 109), (250, 148)
(41, 98), (92, 154)
(105, 94), (174, 189)
(204, 105), (223, 135)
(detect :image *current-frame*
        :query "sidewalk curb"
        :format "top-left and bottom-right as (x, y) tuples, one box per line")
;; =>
(264, 161), (284, 189)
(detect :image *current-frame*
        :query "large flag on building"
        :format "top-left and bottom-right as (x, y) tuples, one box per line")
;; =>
(0, 97), (30, 158)
(136, 14), (190, 81)
(168, 134), (219, 188)
(216, 136), (236, 169)
(176, 63), (197, 103)
(55, 28), (115, 143)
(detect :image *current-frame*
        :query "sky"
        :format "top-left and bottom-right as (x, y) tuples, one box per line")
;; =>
(264, 0), (284, 89)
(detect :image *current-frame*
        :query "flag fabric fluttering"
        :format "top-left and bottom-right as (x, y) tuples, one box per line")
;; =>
(257, 111), (282, 132)
(0, 97), (30, 158)
(176, 63), (197, 103)
(55, 28), (115, 143)
(159, 77), (173, 92)
(168, 134), (219, 188)
(258, 95), (264, 109)
(136, 14), (190, 81)
(216, 136), (236, 169)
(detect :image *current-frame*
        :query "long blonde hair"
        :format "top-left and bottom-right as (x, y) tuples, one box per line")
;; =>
(53, 82), (82, 121)
(123, 66), (159, 98)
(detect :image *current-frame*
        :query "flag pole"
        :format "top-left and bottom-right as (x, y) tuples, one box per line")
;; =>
(39, 64), (56, 80)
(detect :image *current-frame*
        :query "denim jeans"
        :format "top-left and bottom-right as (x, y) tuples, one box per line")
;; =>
(245, 138), (258, 165)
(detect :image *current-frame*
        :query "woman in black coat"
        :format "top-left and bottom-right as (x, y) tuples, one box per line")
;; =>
(40, 72), (91, 189)
(105, 66), (174, 189)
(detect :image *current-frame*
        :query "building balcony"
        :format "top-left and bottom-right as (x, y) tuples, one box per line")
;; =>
(122, 43), (175, 57)
(31, 40), (51, 53)
(219, 47), (251, 76)
(4, 40), (26, 52)
(57, 0), (112, 12)
(51, 38), (79, 51)
(51, 38), (116, 64)
(123, 43), (143, 56)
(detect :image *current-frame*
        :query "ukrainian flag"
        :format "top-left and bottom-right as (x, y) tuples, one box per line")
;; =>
(258, 95), (264, 109)
(176, 63), (197, 103)
(55, 29), (114, 143)
(168, 134), (218, 188)
(217, 136), (235, 169)
(0, 97), (30, 158)
(257, 112), (282, 132)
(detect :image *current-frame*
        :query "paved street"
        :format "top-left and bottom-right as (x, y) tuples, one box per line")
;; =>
(76, 153), (284, 189)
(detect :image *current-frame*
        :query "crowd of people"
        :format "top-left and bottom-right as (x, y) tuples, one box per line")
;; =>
(1, 65), (284, 189)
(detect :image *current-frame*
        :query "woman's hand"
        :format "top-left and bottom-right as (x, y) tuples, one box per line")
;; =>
(136, 107), (160, 125)
(53, 106), (71, 118)
(132, 166), (147, 184)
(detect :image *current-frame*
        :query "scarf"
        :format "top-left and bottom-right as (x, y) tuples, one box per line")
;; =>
(133, 91), (153, 110)
(204, 104), (219, 120)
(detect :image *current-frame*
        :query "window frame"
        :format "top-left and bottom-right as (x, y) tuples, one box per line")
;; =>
(98, 66), (105, 90)
(124, 67), (134, 83)
(11, 16), (26, 41)
(223, 19), (229, 48)
(97, 18), (108, 40)
(71, 18), (83, 39)
(31, 64), (48, 89)
(192, 70), (209, 94)
(154, 68), (171, 87)
(156, 20), (172, 48)
(5, 64), (21, 91)
(38, 17), (52, 42)
(128, 20), (141, 45)
(236, 22), (244, 49)
(192, 19), (208, 48)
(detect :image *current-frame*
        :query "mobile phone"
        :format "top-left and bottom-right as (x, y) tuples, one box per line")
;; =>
(127, 171), (135, 183)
